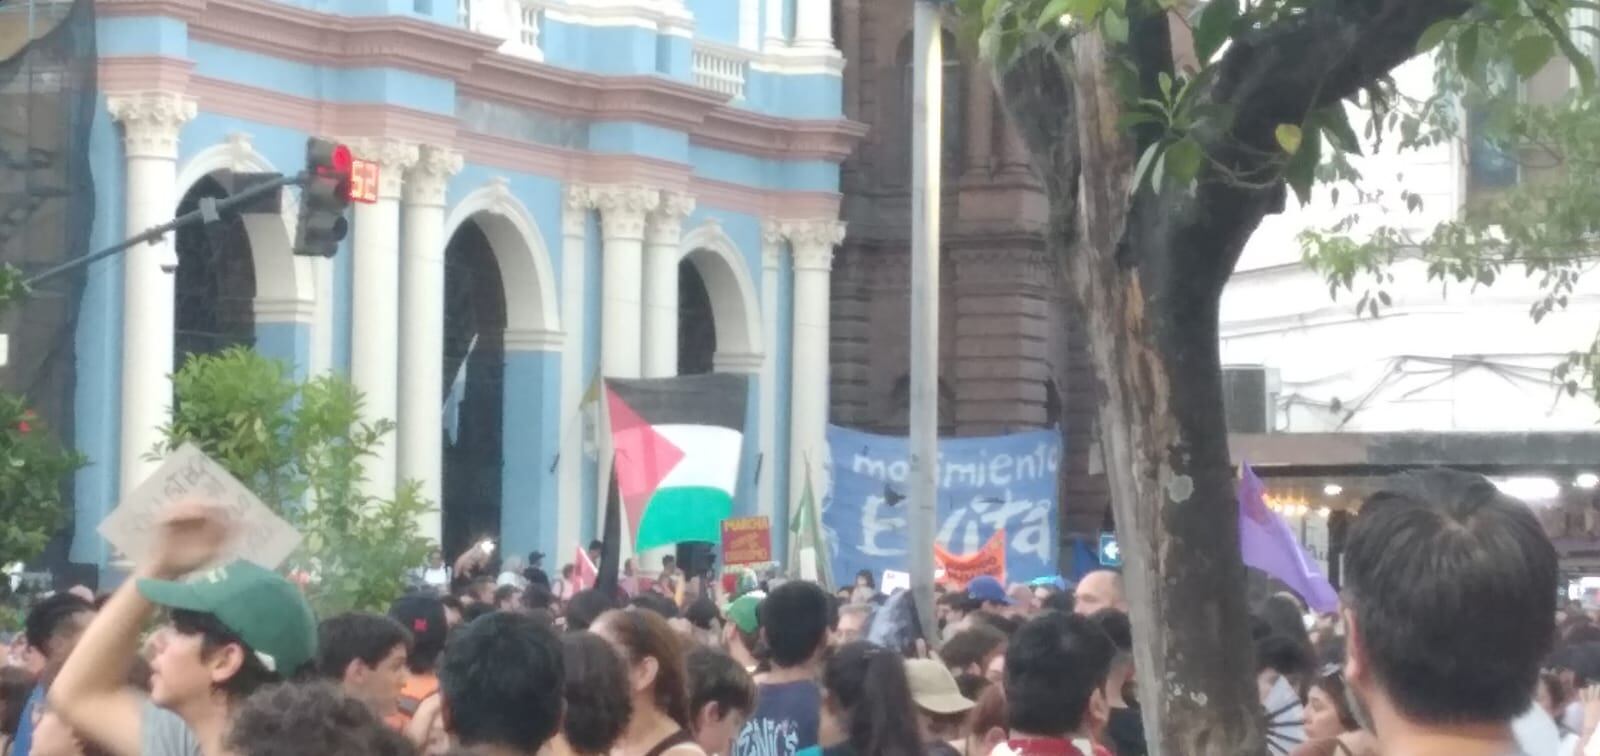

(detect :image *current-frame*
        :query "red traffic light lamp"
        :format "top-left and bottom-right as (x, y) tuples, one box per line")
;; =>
(295, 138), (355, 257)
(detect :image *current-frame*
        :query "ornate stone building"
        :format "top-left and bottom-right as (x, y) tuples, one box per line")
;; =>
(830, 1), (1110, 541)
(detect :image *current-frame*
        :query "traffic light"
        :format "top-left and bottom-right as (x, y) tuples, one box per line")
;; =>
(293, 138), (353, 258)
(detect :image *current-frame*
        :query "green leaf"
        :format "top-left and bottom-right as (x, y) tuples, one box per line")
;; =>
(1065, 0), (1107, 21)
(1192, 0), (1240, 62)
(1315, 105), (1362, 155)
(1511, 34), (1556, 78)
(1116, 111), (1162, 131)
(1038, 0), (1072, 29)
(1416, 19), (1454, 54)
(1132, 141), (1165, 193)
(1456, 25), (1481, 80)
(1275, 123), (1303, 154)
(1285, 127), (1323, 205)
(1102, 9), (1128, 44)
(1165, 137), (1203, 184)
(1152, 152), (1168, 189)
(1158, 72), (1173, 100)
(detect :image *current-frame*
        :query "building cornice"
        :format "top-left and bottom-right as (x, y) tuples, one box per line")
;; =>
(697, 109), (869, 162)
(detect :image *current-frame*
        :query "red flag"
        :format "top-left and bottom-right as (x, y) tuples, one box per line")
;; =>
(934, 530), (1008, 588)
(575, 545), (598, 591)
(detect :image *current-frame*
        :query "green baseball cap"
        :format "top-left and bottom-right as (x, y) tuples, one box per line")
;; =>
(726, 592), (765, 634)
(138, 559), (318, 676)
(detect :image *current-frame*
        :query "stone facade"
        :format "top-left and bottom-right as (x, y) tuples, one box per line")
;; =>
(831, 2), (1110, 543)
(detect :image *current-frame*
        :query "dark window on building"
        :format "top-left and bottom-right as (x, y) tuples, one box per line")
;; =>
(441, 219), (507, 560)
(173, 175), (256, 371)
(678, 259), (716, 375)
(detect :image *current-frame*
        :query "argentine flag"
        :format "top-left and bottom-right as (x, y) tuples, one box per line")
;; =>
(442, 334), (478, 445)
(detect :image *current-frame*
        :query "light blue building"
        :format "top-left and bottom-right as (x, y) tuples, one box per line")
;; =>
(79, 0), (861, 571)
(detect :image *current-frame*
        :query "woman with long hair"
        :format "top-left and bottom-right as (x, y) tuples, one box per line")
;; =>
(593, 609), (706, 756)
(812, 642), (924, 756)
(550, 632), (633, 756)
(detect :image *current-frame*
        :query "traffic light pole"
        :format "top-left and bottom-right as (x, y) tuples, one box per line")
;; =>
(23, 171), (308, 288)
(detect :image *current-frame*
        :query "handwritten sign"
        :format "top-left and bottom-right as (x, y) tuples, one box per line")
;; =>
(720, 516), (772, 566)
(98, 444), (302, 569)
(348, 158), (380, 204)
(824, 425), (1060, 585)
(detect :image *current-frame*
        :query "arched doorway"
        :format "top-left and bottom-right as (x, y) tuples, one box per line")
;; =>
(441, 218), (508, 561)
(173, 174), (256, 369)
(678, 260), (715, 375)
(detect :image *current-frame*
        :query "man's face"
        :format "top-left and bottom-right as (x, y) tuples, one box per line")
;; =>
(1074, 573), (1123, 615)
(149, 628), (227, 709)
(834, 611), (868, 646)
(352, 643), (408, 717)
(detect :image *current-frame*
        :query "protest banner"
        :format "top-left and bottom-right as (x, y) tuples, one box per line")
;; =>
(824, 425), (1060, 585)
(934, 529), (1006, 588)
(721, 516), (773, 566)
(98, 444), (302, 569)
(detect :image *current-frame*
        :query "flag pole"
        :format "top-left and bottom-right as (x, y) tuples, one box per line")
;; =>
(908, 0), (943, 648)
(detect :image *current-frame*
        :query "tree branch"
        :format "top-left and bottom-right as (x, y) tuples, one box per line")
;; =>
(994, 35), (1082, 252)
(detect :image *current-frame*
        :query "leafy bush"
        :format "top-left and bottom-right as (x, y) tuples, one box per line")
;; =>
(158, 347), (436, 615)
(0, 393), (86, 566)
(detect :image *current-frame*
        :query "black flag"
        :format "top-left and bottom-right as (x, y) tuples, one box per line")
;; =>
(0, 0), (96, 568)
(595, 470), (621, 598)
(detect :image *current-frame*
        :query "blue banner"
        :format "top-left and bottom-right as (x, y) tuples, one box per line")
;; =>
(822, 425), (1061, 587)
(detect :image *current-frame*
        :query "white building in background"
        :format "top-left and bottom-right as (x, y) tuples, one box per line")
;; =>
(1221, 54), (1600, 438)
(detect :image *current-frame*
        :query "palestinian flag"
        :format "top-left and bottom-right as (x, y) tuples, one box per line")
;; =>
(605, 374), (748, 552)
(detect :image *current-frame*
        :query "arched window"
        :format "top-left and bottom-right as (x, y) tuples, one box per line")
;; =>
(678, 259), (716, 375)
(895, 29), (964, 182)
(441, 219), (508, 560)
(173, 175), (256, 371)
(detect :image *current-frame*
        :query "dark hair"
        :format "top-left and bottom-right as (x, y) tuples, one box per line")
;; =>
(438, 611), (565, 751)
(562, 564), (576, 579)
(461, 603), (496, 624)
(566, 589), (616, 632)
(1256, 633), (1316, 700)
(1, 666), (33, 736)
(687, 647), (755, 726)
(954, 672), (991, 703)
(170, 609), (286, 701)
(630, 592), (681, 620)
(1344, 469), (1557, 725)
(24, 593), (93, 656)
(760, 581), (830, 668)
(1568, 624), (1600, 645)
(1312, 668), (1360, 733)
(1087, 608), (1132, 654)
(597, 609), (692, 730)
(389, 594), (449, 675)
(1040, 591), (1074, 614)
(967, 683), (1008, 739)
(316, 612), (411, 681)
(561, 632), (633, 755)
(494, 585), (521, 606)
(1005, 612), (1114, 736)
(855, 570), (876, 589)
(588, 540), (603, 552)
(940, 626), (1008, 672)
(822, 642), (923, 756)
(969, 611), (1020, 639)
(522, 584), (555, 611)
(685, 597), (721, 632)
(227, 681), (413, 756)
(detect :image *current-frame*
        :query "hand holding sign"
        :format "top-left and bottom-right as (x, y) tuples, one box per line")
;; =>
(146, 499), (232, 579)
(99, 444), (302, 571)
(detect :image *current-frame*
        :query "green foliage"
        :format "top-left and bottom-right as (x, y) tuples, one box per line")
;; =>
(159, 346), (435, 615)
(0, 393), (86, 566)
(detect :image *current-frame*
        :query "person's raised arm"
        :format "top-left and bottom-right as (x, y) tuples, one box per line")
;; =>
(49, 500), (229, 756)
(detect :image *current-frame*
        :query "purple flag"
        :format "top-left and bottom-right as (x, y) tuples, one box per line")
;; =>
(1238, 463), (1339, 613)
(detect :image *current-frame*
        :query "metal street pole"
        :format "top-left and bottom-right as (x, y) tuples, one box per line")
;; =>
(909, 0), (942, 648)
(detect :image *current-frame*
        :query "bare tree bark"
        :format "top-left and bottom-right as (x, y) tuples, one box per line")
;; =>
(992, 1), (1472, 752)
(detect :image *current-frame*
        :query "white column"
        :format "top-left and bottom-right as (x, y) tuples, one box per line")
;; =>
(785, 219), (844, 509)
(641, 192), (694, 379)
(348, 138), (419, 500)
(594, 185), (658, 380)
(108, 92), (195, 497)
(398, 145), (462, 536)
(739, 0), (760, 50)
(793, 0), (834, 49)
(763, 0), (786, 48)
(558, 185), (594, 561)
(758, 221), (783, 523)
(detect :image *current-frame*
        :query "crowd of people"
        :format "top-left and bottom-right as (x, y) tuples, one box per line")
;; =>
(0, 468), (1589, 756)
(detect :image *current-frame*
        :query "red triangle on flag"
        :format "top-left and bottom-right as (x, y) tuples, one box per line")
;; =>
(606, 387), (686, 539)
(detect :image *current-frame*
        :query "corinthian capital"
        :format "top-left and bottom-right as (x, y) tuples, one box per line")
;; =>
(347, 138), (419, 200)
(107, 92), (197, 160)
(404, 145), (463, 207)
(646, 191), (696, 246)
(784, 219), (846, 270)
(593, 185), (659, 242)
(563, 184), (596, 237)
(761, 219), (785, 269)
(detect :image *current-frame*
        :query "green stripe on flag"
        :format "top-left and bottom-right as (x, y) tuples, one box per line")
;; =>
(635, 486), (735, 552)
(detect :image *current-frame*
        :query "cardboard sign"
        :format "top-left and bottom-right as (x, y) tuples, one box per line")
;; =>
(98, 444), (303, 569)
(881, 569), (911, 594)
(720, 516), (772, 566)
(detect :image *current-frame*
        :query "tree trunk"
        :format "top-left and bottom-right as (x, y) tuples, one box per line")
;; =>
(993, 2), (1475, 751)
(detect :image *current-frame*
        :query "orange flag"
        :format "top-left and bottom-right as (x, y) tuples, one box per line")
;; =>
(934, 529), (1007, 589)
